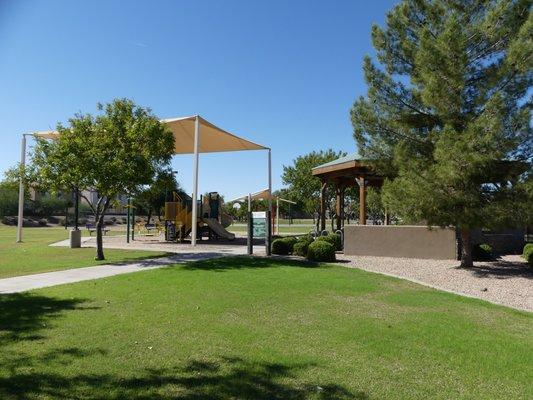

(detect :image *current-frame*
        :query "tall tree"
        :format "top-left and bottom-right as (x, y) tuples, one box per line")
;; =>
(282, 149), (346, 228)
(351, 0), (532, 267)
(30, 99), (174, 260)
(136, 170), (181, 223)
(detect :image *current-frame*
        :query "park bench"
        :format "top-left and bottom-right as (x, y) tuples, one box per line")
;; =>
(144, 223), (156, 234)
(85, 223), (110, 236)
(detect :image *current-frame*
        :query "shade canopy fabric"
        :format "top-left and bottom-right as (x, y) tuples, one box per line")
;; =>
(162, 116), (267, 154)
(227, 188), (274, 203)
(227, 189), (295, 204)
(34, 115), (268, 155)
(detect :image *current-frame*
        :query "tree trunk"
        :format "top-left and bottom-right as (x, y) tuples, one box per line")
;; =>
(460, 227), (473, 268)
(94, 198), (110, 261)
(95, 216), (105, 260)
(147, 208), (152, 225)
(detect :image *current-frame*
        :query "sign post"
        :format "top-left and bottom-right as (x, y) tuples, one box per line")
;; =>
(247, 211), (269, 255)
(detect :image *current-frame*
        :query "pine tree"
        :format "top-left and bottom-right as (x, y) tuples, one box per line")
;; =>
(351, 0), (532, 267)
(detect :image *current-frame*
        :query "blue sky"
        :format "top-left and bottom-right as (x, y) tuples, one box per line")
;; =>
(0, 0), (396, 200)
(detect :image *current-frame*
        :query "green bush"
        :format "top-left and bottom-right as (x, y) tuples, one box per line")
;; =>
(282, 236), (298, 253)
(472, 243), (493, 261)
(523, 243), (533, 258)
(523, 244), (533, 268)
(316, 233), (342, 251)
(293, 236), (314, 257)
(271, 238), (290, 255)
(307, 240), (336, 262)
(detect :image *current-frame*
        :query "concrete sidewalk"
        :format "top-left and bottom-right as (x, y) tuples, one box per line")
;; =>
(0, 252), (226, 294)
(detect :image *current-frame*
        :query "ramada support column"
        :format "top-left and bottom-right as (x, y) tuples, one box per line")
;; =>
(335, 183), (345, 231)
(319, 181), (327, 232)
(356, 177), (366, 225)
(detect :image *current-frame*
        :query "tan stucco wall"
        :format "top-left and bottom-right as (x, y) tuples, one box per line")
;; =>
(344, 225), (457, 260)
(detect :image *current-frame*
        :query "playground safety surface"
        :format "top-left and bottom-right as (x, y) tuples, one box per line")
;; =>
(51, 234), (267, 256)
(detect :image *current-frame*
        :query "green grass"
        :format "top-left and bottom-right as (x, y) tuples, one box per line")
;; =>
(0, 226), (168, 278)
(0, 257), (531, 399)
(229, 224), (314, 234)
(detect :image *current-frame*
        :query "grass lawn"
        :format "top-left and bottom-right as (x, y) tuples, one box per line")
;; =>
(0, 257), (531, 399)
(0, 225), (168, 278)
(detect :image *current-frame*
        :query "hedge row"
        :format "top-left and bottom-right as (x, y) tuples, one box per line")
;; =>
(271, 233), (339, 262)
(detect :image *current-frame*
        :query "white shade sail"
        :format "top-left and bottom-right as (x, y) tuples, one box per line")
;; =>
(162, 116), (267, 154)
(228, 189), (295, 204)
(34, 115), (268, 154)
(227, 188), (273, 203)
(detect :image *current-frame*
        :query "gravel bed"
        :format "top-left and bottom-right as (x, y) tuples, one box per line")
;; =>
(337, 254), (532, 312)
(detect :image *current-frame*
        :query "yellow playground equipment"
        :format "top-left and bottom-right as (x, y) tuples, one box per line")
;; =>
(164, 191), (235, 242)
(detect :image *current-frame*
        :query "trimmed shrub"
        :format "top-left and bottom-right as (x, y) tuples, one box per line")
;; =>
(523, 243), (533, 258)
(271, 238), (290, 255)
(316, 233), (342, 251)
(473, 243), (493, 261)
(293, 241), (306, 257)
(307, 240), (336, 262)
(282, 236), (298, 253)
(523, 244), (533, 268)
(293, 236), (314, 257)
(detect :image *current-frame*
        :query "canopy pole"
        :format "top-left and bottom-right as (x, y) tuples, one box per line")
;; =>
(267, 149), (272, 255)
(16, 134), (27, 243)
(276, 197), (279, 235)
(268, 149), (272, 213)
(191, 116), (200, 246)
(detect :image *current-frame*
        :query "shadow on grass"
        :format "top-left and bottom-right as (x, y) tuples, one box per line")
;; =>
(0, 355), (366, 399)
(0, 293), (92, 344)
(181, 256), (326, 272)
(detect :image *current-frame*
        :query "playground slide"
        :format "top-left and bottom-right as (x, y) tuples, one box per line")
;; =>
(204, 218), (236, 240)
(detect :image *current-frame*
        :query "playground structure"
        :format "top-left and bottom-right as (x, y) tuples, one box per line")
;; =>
(164, 191), (235, 242)
(17, 115), (272, 252)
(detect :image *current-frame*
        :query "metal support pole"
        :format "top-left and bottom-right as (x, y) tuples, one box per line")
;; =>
(319, 181), (326, 232)
(247, 193), (253, 254)
(266, 210), (271, 256)
(191, 115), (200, 246)
(16, 134), (27, 243)
(267, 149), (272, 255)
(276, 197), (279, 235)
(126, 198), (131, 243)
(74, 188), (79, 230)
(131, 202), (135, 241)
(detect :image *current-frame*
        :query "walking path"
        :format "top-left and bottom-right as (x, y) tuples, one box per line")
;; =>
(0, 235), (260, 294)
(0, 253), (233, 294)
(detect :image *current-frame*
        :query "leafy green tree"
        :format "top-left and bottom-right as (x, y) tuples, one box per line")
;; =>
(29, 99), (174, 260)
(281, 149), (346, 228)
(351, 0), (532, 267)
(366, 187), (385, 223)
(135, 171), (181, 223)
(0, 182), (18, 218)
